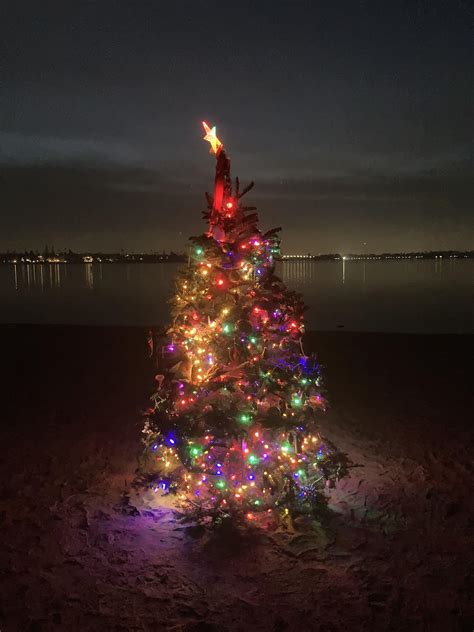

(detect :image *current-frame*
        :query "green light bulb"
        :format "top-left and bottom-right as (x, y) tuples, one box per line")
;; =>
(292, 395), (302, 407)
(248, 454), (259, 465)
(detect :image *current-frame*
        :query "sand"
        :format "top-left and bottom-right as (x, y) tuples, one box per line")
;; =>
(0, 325), (473, 631)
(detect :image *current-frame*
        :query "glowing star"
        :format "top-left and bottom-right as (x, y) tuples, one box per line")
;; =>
(202, 121), (223, 154)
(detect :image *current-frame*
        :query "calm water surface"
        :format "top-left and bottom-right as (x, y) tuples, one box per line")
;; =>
(0, 260), (472, 333)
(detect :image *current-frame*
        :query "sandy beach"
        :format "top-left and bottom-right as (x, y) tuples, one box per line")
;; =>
(0, 325), (472, 631)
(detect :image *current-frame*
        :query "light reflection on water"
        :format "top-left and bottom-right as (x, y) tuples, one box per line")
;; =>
(0, 260), (472, 333)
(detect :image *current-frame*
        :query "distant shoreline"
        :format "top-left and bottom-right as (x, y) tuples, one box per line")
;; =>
(2, 250), (473, 264)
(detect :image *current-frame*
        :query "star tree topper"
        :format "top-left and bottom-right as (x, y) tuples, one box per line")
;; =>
(202, 121), (223, 154)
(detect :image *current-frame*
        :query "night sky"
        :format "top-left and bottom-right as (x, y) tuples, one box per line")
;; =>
(2, 1), (472, 254)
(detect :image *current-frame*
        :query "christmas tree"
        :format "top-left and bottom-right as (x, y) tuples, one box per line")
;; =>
(141, 122), (348, 525)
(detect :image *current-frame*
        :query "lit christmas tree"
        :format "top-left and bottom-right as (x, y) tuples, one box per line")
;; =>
(141, 122), (348, 525)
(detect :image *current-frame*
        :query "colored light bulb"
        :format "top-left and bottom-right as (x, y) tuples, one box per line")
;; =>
(292, 395), (303, 407)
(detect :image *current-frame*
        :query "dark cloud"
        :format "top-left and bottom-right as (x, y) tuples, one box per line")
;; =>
(2, 158), (472, 253)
